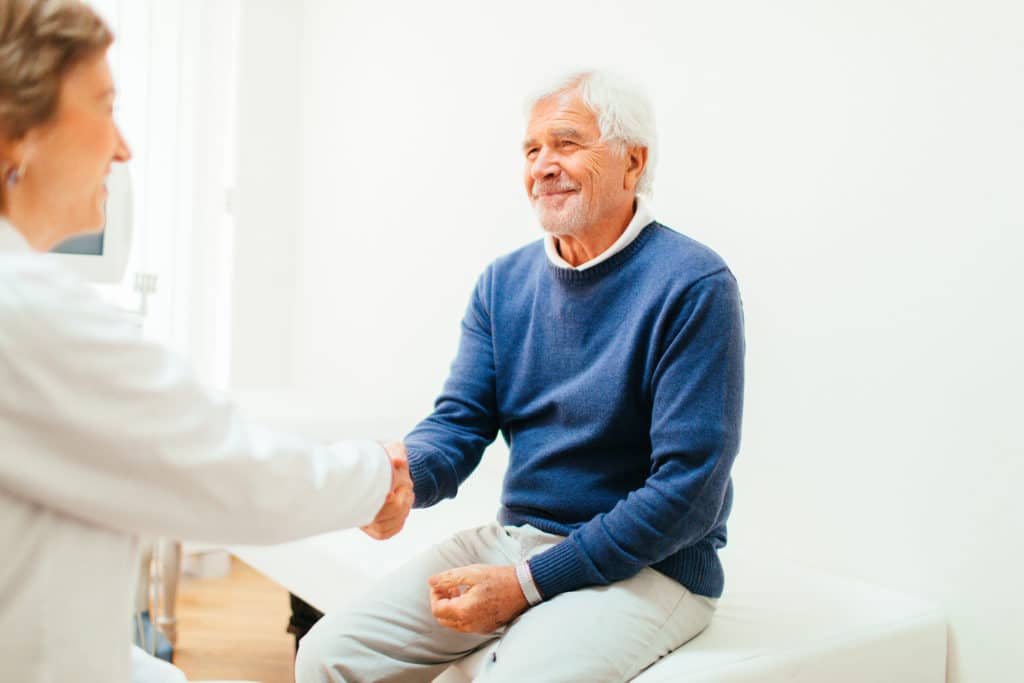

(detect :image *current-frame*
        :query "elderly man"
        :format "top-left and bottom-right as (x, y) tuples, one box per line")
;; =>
(296, 70), (745, 683)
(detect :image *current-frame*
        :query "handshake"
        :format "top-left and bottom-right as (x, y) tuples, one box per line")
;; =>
(361, 441), (414, 540)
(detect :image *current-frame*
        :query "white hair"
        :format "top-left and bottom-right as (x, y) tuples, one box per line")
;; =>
(524, 69), (658, 196)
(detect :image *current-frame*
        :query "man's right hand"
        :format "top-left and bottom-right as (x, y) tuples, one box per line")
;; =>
(361, 441), (414, 540)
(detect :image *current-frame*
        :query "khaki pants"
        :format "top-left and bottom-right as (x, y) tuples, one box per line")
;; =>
(296, 521), (715, 683)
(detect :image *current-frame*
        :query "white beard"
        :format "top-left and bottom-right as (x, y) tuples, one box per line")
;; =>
(532, 188), (594, 236)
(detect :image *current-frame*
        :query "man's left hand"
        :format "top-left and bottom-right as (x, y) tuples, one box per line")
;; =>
(428, 564), (530, 634)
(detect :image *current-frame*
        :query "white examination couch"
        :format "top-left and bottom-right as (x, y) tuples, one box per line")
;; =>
(230, 402), (948, 682)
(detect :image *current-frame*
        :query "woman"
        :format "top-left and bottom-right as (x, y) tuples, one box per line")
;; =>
(0, 2), (412, 681)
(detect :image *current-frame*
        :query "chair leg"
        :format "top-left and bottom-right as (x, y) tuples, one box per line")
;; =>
(286, 592), (324, 653)
(151, 538), (183, 649)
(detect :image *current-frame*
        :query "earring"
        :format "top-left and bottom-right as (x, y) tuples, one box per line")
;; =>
(5, 162), (24, 187)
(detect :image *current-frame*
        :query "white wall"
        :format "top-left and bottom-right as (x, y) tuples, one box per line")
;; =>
(232, 2), (1024, 681)
(231, 0), (303, 389)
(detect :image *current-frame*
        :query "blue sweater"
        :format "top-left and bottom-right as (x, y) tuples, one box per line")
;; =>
(405, 223), (745, 599)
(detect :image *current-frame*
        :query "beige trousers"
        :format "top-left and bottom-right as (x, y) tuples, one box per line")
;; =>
(295, 521), (715, 683)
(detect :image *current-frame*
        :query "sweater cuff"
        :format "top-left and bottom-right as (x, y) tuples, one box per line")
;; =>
(406, 448), (440, 509)
(525, 538), (595, 600)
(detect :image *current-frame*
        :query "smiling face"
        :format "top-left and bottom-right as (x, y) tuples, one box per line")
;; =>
(15, 51), (131, 245)
(523, 89), (633, 237)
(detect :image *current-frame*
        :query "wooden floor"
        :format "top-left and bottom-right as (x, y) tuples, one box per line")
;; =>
(173, 557), (296, 683)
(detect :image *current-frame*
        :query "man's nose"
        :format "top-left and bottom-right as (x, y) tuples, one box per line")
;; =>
(530, 148), (560, 181)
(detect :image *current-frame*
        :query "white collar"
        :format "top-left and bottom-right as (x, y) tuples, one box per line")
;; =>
(543, 194), (656, 271)
(0, 217), (33, 254)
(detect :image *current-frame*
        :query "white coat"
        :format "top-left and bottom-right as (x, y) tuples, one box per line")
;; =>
(0, 219), (392, 683)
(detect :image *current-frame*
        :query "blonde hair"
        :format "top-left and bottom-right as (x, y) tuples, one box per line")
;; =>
(0, 0), (112, 204)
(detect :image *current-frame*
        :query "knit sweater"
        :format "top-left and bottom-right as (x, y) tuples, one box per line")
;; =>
(405, 222), (745, 599)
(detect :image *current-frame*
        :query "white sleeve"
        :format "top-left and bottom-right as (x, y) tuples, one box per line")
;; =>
(131, 645), (188, 683)
(0, 261), (391, 544)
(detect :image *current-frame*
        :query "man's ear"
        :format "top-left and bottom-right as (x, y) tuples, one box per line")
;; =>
(623, 145), (648, 191)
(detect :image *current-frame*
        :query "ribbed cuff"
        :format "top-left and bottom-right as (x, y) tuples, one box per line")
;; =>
(526, 539), (593, 600)
(405, 449), (440, 508)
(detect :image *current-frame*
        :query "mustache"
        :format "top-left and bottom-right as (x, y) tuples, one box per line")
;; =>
(532, 181), (580, 198)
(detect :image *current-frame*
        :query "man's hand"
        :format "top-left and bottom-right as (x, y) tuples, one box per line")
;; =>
(428, 564), (529, 634)
(360, 441), (413, 540)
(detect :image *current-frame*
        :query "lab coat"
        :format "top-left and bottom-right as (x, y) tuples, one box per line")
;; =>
(0, 220), (392, 683)
(131, 645), (187, 683)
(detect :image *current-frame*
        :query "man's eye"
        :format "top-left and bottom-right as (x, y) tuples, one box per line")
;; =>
(526, 148), (539, 158)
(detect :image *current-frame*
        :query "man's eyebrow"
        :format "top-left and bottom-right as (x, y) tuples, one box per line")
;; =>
(522, 128), (584, 151)
(550, 127), (581, 140)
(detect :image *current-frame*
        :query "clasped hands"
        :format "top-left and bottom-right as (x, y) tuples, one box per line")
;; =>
(360, 441), (414, 540)
(360, 442), (530, 633)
